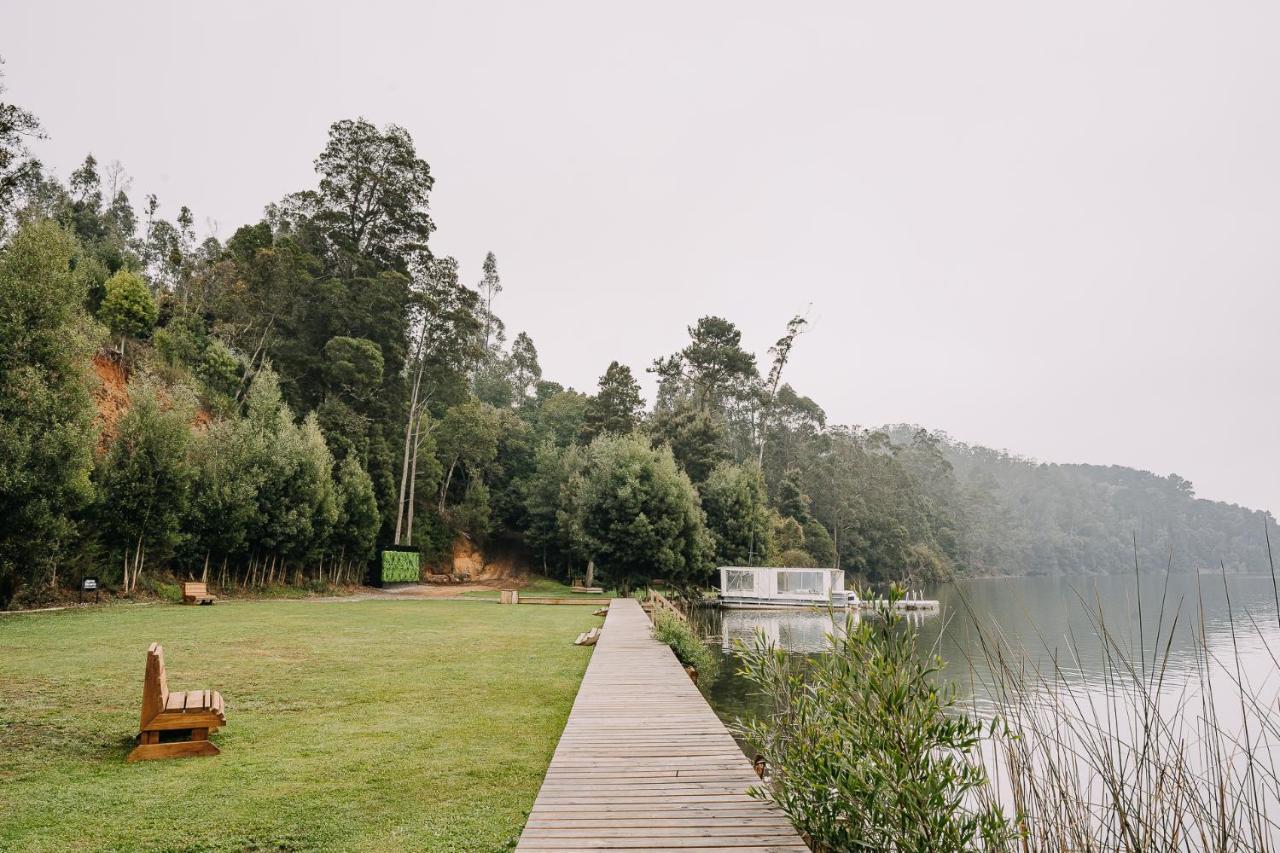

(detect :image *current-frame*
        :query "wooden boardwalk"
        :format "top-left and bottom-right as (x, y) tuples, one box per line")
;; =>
(516, 597), (808, 852)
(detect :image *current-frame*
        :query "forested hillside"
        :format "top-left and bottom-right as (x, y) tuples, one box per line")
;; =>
(938, 439), (1279, 576)
(0, 60), (1275, 607)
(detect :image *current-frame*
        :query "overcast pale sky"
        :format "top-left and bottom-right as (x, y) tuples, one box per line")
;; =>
(6, 1), (1277, 515)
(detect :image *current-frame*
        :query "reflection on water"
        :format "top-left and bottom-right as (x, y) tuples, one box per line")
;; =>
(716, 608), (938, 653)
(698, 573), (1280, 728)
(717, 608), (848, 652)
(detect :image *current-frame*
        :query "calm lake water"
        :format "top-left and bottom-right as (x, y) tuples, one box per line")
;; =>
(694, 572), (1280, 730)
(691, 573), (1280, 843)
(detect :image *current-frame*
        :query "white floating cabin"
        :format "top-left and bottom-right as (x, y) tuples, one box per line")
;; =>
(718, 566), (941, 612)
(719, 566), (850, 609)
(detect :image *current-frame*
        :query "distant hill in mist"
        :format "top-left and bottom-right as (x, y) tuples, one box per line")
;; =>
(933, 436), (1277, 576)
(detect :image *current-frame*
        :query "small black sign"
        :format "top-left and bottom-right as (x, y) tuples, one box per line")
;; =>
(79, 576), (100, 603)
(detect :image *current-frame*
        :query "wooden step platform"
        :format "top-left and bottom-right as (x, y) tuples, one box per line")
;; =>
(516, 597), (807, 852)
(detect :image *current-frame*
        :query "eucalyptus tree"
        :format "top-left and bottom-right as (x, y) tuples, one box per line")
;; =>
(0, 220), (97, 604)
(186, 412), (264, 581)
(476, 251), (502, 354)
(434, 400), (502, 517)
(509, 332), (541, 403)
(394, 255), (481, 544)
(237, 369), (339, 584)
(282, 118), (435, 272)
(523, 441), (590, 577)
(139, 193), (159, 279)
(95, 376), (198, 593)
(331, 455), (379, 583)
(0, 57), (43, 233)
(530, 385), (590, 448)
(755, 314), (807, 465)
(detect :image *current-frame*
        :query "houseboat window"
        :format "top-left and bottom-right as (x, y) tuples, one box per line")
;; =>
(777, 570), (823, 595)
(724, 570), (755, 592)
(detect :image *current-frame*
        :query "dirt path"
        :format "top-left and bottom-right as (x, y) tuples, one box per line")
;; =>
(304, 582), (507, 603)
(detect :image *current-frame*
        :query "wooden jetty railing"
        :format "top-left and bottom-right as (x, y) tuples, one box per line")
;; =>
(515, 597), (807, 851)
(642, 588), (688, 622)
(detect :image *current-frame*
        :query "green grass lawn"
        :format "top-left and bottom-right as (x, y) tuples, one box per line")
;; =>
(0, 599), (598, 852)
(462, 576), (614, 600)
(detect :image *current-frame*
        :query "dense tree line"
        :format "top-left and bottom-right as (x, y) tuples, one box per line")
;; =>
(1, 60), (1275, 606)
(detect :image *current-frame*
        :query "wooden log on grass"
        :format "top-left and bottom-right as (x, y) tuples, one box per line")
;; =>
(573, 627), (602, 647)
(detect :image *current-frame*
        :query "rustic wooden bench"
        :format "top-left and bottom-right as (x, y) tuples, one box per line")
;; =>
(126, 643), (226, 762)
(181, 581), (216, 605)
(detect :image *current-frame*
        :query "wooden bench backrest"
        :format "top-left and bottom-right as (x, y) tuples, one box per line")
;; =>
(140, 643), (169, 726)
(183, 582), (207, 597)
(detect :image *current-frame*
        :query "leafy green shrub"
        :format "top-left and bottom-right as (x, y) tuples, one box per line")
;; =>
(98, 269), (156, 347)
(196, 338), (241, 401)
(151, 580), (183, 603)
(380, 549), (420, 583)
(734, 589), (1017, 852)
(652, 610), (719, 680)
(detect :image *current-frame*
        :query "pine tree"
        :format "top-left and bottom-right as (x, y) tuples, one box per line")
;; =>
(581, 361), (644, 441)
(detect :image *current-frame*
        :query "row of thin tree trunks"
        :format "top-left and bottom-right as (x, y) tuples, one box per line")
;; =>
(117, 547), (367, 594)
(207, 552), (366, 589)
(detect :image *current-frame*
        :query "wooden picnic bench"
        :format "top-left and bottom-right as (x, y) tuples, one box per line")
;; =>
(126, 643), (226, 762)
(181, 581), (216, 605)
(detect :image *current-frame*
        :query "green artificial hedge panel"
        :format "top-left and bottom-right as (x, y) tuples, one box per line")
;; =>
(381, 549), (421, 583)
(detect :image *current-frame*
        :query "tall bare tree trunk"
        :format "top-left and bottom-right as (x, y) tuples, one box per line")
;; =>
(234, 319), (275, 405)
(439, 457), (458, 514)
(131, 535), (144, 593)
(395, 325), (431, 543)
(406, 413), (423, 544)
(394, 397), (418, 543)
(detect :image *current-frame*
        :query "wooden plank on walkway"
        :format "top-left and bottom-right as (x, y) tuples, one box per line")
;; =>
(517, 597), (808, 853)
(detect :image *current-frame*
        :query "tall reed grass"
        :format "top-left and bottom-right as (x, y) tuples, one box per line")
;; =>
(967, 543), (1280, 851)
(739, 537), (1280, 851)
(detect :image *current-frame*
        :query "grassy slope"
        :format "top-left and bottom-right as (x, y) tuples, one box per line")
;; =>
(0, 599), (597, 852)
